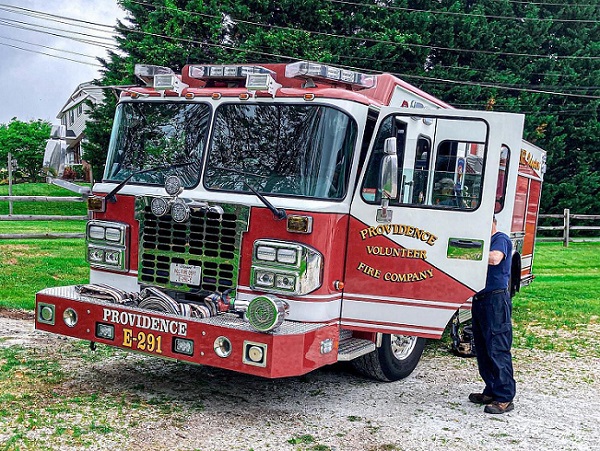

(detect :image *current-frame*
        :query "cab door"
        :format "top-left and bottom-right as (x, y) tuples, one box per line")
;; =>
(341, 107), (524, 339)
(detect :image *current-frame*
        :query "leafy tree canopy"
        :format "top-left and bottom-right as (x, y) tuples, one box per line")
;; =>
(84, 0), (600, 213)
(0, 118), (51, 182)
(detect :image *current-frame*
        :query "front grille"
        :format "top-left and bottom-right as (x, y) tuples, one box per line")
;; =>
(137, 198), (249, 293)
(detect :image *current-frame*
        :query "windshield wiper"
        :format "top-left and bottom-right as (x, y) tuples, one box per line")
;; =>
(242, 181), (287, 220)
(106, 161), (196, 203)
(213, 166), (286, 220)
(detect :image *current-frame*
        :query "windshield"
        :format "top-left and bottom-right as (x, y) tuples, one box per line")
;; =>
(104, 102), (210, 187)
(204, 104), (357, 200)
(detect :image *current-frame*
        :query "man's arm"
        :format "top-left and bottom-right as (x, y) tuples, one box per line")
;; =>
(488, 250), (505, 265)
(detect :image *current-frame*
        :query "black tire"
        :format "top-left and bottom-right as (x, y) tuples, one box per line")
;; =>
(352, 334), (427, 382)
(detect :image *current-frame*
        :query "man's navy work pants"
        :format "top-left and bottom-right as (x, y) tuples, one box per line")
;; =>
(471, 290), (516, 403)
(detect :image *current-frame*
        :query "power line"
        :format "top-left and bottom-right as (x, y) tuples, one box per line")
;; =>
(0, 3), (118, 31)
(2, 2), (597, 101)
(127, 0), (600, 61)
(396, 72), (600, 100)
(488, 0), (599, 8)
(113, 19), (600, 100)
(325, 0), (600, 24)
(0, 34), (104, 59)
(0, 17), (116, 44)
(0, 41), (102, 67)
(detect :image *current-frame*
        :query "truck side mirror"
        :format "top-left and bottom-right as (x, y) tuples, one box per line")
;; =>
(380, 137), (398, 200)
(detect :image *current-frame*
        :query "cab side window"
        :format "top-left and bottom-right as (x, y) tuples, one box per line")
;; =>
(360, 115), (406, 203)
(432, 141), (484, 210)
(361, 114), (487, 211)
(412, 136), (431, 204)
(495, 145), (510, 213)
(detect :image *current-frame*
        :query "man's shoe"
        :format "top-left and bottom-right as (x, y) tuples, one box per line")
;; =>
(484, 401), (514, 414)
(468, 393), (493, 404)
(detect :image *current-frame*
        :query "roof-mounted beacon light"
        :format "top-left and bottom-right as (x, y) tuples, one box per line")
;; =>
(134, 64), (174, 86)
(285, 61), (377, 89)
(153, 74), (188, 95)
(246, 73), (282, 97)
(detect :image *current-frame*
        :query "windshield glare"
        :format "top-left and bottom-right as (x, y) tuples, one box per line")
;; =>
(204, 104), (357, 200)
(104, 102), (210, 187)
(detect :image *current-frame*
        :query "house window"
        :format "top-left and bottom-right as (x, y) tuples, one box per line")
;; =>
(77, 104), (83, 116)
(69, 109), (75, 125)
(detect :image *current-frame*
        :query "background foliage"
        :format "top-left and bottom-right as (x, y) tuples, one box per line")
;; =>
(0, 119), (51, 182)
(81, 0), (599, 214)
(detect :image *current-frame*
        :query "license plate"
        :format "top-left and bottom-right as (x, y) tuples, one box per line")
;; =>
(170, 263), (201, 285)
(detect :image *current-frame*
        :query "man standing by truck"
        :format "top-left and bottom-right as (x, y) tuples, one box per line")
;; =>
(469, 216), (516, 414)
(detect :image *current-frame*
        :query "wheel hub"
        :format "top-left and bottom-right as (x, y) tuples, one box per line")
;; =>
(390, 334), (418, 361)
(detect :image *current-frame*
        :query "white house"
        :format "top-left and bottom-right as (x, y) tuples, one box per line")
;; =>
(43, 81), (105, 180)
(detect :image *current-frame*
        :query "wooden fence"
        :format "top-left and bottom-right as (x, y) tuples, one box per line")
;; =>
(0, 195), (88, 239)
(537, 208), (600, 247)
(1, 196), (597, 246)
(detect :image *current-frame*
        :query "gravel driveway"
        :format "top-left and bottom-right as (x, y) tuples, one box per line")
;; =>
(1, 313), (599, 451)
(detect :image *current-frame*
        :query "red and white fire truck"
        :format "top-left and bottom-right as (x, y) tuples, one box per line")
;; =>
(35, 61), (546, 381)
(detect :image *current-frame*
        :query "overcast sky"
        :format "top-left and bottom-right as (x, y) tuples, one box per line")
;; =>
(0, 0), (125, 125)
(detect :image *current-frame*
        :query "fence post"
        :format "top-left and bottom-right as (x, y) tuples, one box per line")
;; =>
(563, 208), (570, 247)
(8, 152), (13, 216)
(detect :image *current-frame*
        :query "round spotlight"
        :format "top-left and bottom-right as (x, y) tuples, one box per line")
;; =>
(164, 175), (183, 196)
(171, 199), (190, 223)
(246, 296), (288, 332)
(247, 345), (264, 363)
(214, 336), (232, 358)
(150, 197), (169, 217)
(63, 308), (78, 327)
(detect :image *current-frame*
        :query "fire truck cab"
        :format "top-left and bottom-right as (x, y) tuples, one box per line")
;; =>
(35, 61), (545, 381)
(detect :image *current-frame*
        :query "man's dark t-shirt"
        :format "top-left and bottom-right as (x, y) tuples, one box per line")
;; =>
(483, 231), (512, 293)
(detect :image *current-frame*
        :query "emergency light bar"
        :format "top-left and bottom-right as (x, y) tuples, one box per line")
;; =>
(188, 65), (275, 80)
(285, 61), (377, 89)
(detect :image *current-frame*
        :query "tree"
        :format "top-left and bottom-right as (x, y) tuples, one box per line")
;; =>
(0, 119), (51, 182)
(85, 0), (600, 213)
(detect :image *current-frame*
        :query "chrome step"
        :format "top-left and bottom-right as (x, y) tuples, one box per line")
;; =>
(337, 337), (376, 361)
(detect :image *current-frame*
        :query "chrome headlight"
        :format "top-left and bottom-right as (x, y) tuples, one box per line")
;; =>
(250, 240), (322, 295)
(171, 199), (190, 223)
(150, 197), (170, 217)
(86, 220), (128, 272)
(63, 308), (78, 327)
(164, 175), (183, 196)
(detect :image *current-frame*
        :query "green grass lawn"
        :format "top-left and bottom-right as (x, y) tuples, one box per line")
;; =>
(0, 182), (88, 216)
(0, 202), (599, 355)
(0, 239), (88, 310)
(512, 242), (600, 356)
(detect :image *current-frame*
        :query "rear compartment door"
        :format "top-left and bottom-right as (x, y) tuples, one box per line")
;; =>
(341, 108), (524, 338)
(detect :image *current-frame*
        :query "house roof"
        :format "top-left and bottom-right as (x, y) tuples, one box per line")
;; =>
(57, 82), (105, 118)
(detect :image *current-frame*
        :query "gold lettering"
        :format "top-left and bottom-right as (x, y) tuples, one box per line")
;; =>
(123, 328), (133, 348)
(359, 224), (438, 246)
(383, 269), (434, 283)
(357, 261), (381, 279)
